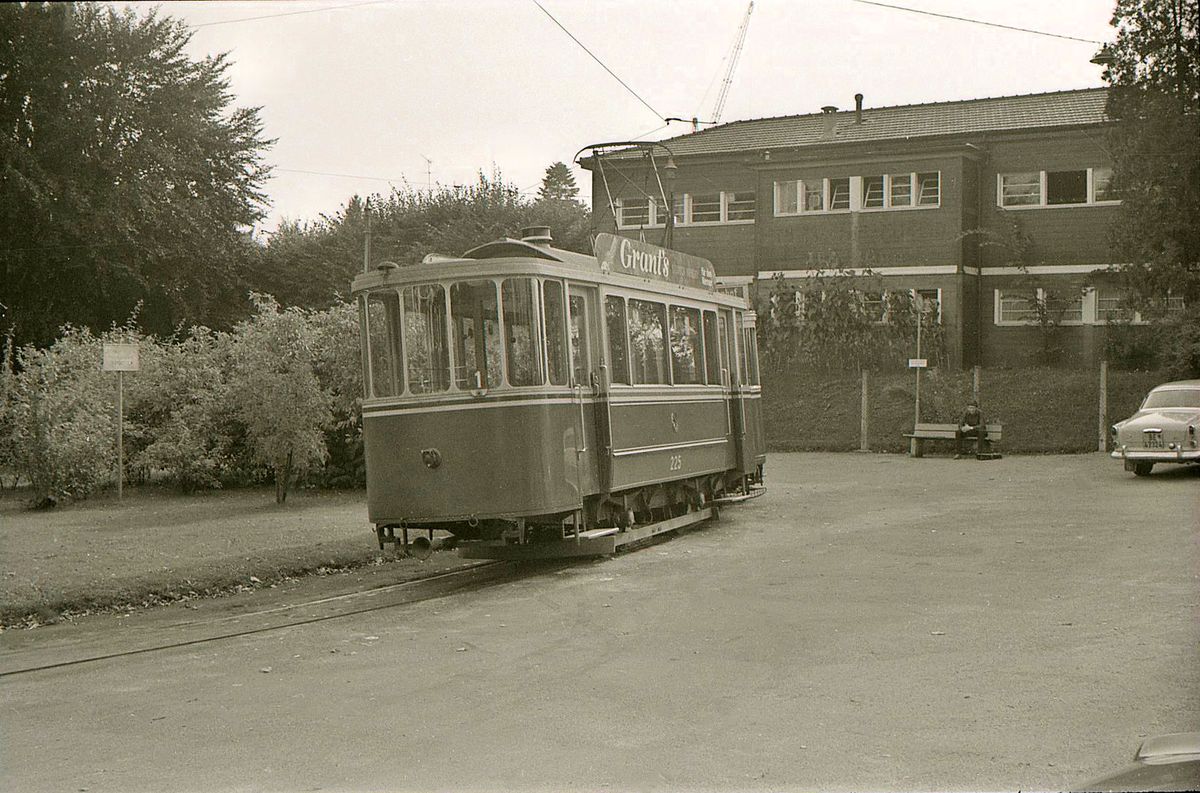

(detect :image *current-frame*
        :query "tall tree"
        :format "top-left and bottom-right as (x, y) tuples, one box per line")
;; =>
(537, 161), (581, 203)
(0, 2), (272, 347)
(1103, 0), (1200, 304)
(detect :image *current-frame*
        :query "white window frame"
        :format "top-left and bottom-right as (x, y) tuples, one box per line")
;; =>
(775, 172), (941, 215)
(911, 287), (943, 324)
(997, 168), (1120, 210)
(615, 196), (670, 229)
(1089, 287), (1184, 325)
(678, 191), (756, 226)
(993, 288), (1086, 326)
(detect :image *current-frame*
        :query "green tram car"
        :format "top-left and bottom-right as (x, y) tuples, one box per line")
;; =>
(351, 228), (765, 558)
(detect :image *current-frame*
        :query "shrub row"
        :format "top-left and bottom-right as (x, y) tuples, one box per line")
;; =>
(0, 297), (361, 506)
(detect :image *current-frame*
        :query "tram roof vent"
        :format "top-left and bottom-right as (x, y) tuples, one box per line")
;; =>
(519, 226), (553, 246)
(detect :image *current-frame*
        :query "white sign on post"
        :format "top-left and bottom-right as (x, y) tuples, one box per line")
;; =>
(103, 343), (140, 372)
(908, 358), (928, 369)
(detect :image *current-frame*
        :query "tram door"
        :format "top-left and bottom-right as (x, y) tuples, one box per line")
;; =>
(567, 285), (603, 496)
(721, 308), (748, 472)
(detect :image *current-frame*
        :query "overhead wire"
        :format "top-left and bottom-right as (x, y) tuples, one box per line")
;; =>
(847, 0), (1104, 45)
(190, 0), (392, 29)
(531, 0), (664, 121)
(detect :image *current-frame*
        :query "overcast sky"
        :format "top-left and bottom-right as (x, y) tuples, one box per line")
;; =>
(127, 0), (1118, 233)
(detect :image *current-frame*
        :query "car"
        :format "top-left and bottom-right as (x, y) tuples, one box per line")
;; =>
(1111, 379), (1200, 476)
(1072, 732), (1200, 792)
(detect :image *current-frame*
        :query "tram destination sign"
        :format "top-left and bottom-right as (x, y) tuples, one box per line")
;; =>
(593, 233), (716, 290)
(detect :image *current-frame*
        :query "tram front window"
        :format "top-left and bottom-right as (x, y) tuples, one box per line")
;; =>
(628, 299), (667, 385)
(364, 291), (401, 398)
(543, 281), (569, 386)
(669, 305), (702, 385)
(501, 278), (543, 386)
(402, 285), (450, 394)
(451, 281), (503, 388)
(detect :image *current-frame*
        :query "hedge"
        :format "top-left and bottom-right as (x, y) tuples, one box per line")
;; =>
(762, 366), (1170, 454)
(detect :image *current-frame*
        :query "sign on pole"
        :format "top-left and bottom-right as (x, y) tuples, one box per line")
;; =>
(103, 343), (139, 499)
(103, 343), (140, 372)
(908, 358), (927, 369)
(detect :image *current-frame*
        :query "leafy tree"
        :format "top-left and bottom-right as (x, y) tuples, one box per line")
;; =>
(537, 161), (581, 203)
(226, 295), (332, 504)
(0, 2), (272, 348)
(251, 170), (593, 310)
(1102, 0), (1200, 303)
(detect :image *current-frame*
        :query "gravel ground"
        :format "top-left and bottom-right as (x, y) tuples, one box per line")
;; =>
(2, 452), (1197, 792)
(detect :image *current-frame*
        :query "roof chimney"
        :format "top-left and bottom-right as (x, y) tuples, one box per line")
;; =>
(520, 226), (553, 246)
(854, 93), (864, 124)
(820, 105), (838, 140)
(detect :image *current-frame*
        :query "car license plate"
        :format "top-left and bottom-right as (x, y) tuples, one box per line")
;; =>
(1144, 431), (1164, 449)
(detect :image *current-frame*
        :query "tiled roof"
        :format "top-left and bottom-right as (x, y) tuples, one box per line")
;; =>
(638, 88), (1109, 159)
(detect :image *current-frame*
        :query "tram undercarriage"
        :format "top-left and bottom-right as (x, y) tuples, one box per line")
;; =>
(375, 467), (764, 560)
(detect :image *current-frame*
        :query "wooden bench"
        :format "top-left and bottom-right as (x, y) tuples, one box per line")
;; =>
(905, 422), (1003, 459)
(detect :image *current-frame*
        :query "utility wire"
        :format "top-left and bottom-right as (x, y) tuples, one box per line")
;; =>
(531, 0), (664, 121)
(848, 0), (1104, 45)
(275, 167), (408, 183)
(190, 0), (392, 29)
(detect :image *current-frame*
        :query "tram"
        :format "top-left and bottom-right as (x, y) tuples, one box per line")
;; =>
(351, 227), (765, 559)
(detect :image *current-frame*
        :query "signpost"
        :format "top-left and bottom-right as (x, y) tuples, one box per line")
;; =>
(911, 312), (925, 425)
(102, 343), (139, 499)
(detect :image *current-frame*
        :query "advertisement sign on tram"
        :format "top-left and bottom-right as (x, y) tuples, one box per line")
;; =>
(592, 233), (716, 291)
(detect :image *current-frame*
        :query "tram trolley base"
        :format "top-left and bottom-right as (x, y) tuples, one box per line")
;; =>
(458, 506), (718, 560)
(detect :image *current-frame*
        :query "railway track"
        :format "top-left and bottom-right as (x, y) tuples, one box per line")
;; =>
(1, 508), (726, 678)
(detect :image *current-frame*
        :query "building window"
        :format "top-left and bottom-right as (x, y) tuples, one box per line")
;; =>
(999, 168), (1119, 208)
(863, 176), (885, 208)
(689, 193), (722, 223)
(861, 291), (886, 323)
(774, 181), (799, 215)
(803, 181), (824, 212)
(890, 173), (913, 207)
(999, 173), (1041, 206)
(913, 288), (943, 324)
(679, 191), (756, 224)
(829, 178), (851, 210)
(1092, 168), (1118, 202)
(997, 290), (1038, 324)
(1094, 288), (1129, 324)
(725, 191), (757, 221)
(917, 172), (940, 205)
(616, 197), (651, 227)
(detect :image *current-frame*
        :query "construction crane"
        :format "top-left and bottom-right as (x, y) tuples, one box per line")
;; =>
(710, 1), (754, 126)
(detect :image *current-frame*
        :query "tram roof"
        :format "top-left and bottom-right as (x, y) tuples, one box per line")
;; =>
(350, 235), (748, 308)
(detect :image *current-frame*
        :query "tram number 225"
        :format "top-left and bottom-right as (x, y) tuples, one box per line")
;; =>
(668, 454), (683, 471)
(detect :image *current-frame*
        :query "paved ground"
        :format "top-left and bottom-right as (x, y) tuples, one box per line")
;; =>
(1, 453), (1197, 792)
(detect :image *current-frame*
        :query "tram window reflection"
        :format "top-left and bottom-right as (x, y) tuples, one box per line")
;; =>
(502, 278), (543, 386)
(628, 299), (667, 384)
(543, 281), (569, 386)
(669, 305), (702, 385)
(451, 281), (503, 389)
(605, 296), (630, 385)
(402, 285), (450, 393)
(365, 291), (402, 397)
(702, 311), (720, 385)
(569, 293), (589, 386)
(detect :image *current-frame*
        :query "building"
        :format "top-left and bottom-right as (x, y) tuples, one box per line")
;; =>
(582, 87), (1165, 368)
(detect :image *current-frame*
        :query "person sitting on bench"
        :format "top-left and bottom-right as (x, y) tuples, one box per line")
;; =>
(955, 400), (985, 459)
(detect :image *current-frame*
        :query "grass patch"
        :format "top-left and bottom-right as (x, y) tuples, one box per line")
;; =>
(0, 485), (385, 627)
(763, 367), (1168, 454)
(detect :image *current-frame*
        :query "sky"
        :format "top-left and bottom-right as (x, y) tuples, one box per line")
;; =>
(123, 0), (1119, 234)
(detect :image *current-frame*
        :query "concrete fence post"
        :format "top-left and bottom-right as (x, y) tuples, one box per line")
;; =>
(859, 369), (870, 452)
(1099, 360), (1108, 452)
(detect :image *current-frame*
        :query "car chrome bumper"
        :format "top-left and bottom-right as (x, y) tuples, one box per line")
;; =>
(1112, 448), (1200, 462)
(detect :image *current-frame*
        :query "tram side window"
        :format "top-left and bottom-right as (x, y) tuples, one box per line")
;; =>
(542, 281), (569, 386)
(365, 291), (402, 397)
(702, 311), (720, 385)
(737, 315), (750, 385)
(605, 296), (631, 385)
(743, 326), (760, 386)
(719, 312), (736, 385)
(668, 305), (702, 385)
(628, 299), (668, 384)
(502, 278), (543, 386)
(451, 281), (503, 389)
(402, 285), (450, 394)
